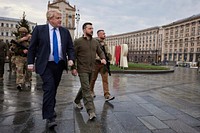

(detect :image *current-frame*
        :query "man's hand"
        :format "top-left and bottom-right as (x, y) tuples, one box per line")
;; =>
(27, 64), (35, 72)
(101, 59), (107, 65)
(71, 69), (78, 76)
(20, 34), (32, 42)
(68, 60), (74, 67)
(23, 49), (28, 54)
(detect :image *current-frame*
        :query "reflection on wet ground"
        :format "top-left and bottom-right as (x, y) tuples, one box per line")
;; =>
(0, 64), (200, 133)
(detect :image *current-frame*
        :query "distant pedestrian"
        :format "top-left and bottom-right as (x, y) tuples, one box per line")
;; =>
(71, 22), (106, 120)
(90, 30), (115, 101)
(0, 39), (8, 80)
(27, 9), (75, 128)
(9, 43), (16, 73)
(197, 56), (200, 73)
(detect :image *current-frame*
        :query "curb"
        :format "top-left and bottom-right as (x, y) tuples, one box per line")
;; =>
(111, 69), (175, 74)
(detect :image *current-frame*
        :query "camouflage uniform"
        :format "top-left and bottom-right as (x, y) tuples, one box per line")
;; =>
(11, 27), (32, 90)
(9, 44), (16, 73)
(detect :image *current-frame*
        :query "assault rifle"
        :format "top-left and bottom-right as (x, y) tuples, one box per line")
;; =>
(10, 39), (28, 50)
(101, 45), (111, 76)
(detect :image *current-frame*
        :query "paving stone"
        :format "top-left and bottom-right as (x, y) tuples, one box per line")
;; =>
(165, 119), (200, 133)
(152, 128), (177, 133)
(175, 114), (200, 127)
(140, 103), (175, 121)
(128, 94), (149, 104)
(114, 112), (144, 130)
(141, 95), (168, 107)
(138, 116), (169, 130)
(160, 106), (186, 115)
(1, 65), (200, 132)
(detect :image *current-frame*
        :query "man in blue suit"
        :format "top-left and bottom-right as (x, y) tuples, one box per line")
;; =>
(27, 9), (75, 128)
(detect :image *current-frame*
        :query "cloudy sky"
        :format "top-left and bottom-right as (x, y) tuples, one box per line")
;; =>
(0, 0), (200, 36)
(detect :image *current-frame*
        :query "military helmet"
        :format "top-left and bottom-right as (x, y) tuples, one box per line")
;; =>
(18, 27), (28, 33)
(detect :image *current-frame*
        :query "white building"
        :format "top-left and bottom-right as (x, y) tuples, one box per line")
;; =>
(0, 17), (36, 44)
(106, 14), (200, 64)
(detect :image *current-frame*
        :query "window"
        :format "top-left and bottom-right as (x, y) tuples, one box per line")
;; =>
(1, 23), (4, 27)
(192, 22), (196, 26)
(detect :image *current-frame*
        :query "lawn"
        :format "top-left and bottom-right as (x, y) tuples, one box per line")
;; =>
(110, 63), (169, 70)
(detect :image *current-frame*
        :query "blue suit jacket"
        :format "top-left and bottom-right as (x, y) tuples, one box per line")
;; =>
(27, 24), (75, 75)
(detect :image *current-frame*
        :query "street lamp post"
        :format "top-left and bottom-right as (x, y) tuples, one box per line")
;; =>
(75, 9), (80, 38)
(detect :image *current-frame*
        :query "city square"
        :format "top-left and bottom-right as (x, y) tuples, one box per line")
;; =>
(0, 64), (200, 133)
(0, 0), (200, 133)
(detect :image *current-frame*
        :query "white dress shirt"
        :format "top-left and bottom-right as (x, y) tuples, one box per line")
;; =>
(48, 24), (63, 61)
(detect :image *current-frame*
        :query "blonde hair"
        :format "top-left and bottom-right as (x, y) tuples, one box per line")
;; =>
(46, 9), (61, 21)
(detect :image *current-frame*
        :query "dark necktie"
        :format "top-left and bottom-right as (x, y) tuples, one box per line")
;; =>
(53, 28), (59, 64)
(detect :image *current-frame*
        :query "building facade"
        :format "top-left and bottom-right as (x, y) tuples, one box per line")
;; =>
(106, 14), (200, 64)
(48, 0), (76, 39)
(162, 14), (200, 63)
(0, 17), (36, 44)
(106, 27), (162, 63)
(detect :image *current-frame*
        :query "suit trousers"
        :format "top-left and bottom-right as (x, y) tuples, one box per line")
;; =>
(74, 72), (95, 114)
(0, 58), (5, 77)
(40, 60), (65, 119)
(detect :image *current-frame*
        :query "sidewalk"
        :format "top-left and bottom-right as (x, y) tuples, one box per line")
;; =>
(0, 65), (200, 133)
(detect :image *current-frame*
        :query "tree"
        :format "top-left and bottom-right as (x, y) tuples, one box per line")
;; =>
(12, 12), (31, 38)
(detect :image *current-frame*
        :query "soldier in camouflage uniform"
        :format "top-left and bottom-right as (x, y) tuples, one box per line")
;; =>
(11, 27), (32, 90)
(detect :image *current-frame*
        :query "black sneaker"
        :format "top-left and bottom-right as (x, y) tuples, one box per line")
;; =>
(53, 112), (57, 118)
(105, 95), (115, 102)
(46, 119), (57, 129)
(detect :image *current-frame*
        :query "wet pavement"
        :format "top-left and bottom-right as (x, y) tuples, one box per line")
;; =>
(0, 64), (200, 133)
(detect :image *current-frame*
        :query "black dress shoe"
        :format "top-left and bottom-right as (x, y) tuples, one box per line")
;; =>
(17, 84), (22, 91)
(46, 119), (57, 128)
(53, 112), (57, 118)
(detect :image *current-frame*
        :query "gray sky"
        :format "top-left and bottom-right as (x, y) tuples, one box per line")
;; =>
(0, 0), (200, 36)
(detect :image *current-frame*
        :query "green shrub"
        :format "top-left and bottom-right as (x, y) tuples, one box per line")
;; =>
(110, 63), (169, 70)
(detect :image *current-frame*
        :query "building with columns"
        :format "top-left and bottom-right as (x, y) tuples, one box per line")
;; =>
(48, 0), (76, 39)
(105, 14), (200, 64)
